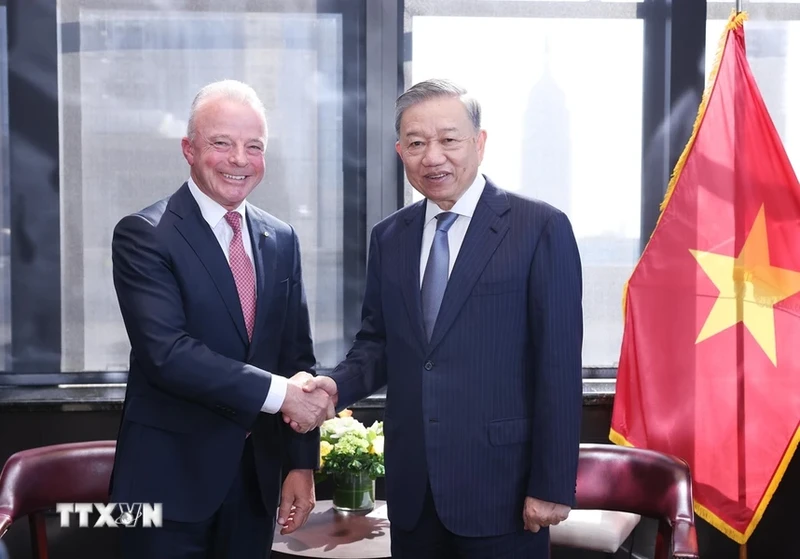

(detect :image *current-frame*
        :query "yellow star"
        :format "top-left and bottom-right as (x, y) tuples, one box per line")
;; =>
(690, 205), (800, 366)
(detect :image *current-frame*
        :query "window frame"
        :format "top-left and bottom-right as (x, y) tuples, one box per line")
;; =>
(0, 0), (737, 383)
(2, 0), (370, 382)
(399, 0), (707, 377)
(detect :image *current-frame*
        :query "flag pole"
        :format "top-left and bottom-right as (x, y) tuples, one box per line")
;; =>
(734, 5), (746, 558)
(733, 5), (746, 558)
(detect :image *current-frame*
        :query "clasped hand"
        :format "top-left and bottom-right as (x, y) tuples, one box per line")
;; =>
(523, 497), (570, 533)
(279, 372), (339, 433)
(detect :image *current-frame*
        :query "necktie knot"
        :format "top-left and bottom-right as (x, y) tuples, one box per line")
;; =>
(224, 211), (242, 234)
(436, 212), (458, 233)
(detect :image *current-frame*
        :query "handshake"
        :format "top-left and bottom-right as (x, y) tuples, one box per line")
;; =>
(279, 372), (339, 434)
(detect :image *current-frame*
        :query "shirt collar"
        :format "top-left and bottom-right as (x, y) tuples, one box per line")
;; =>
(424, 173), (486, 226)
(187, 176), (248, 229)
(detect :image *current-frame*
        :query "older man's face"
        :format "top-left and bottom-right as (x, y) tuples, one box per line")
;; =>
(395, 96), (486, 211)
(181, 98), (267, 210)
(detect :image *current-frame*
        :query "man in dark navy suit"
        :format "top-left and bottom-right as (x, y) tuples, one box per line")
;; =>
(110, 80), (335, 558)
(299, 79), (583, 557)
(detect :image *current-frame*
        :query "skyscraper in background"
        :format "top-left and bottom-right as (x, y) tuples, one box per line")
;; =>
(522, 38), (570, 214)
(522, 38), (637, 367)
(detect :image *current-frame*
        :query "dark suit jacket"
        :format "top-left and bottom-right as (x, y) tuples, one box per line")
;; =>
(329, 177), (583, 537)
(110, 183), (318, 522)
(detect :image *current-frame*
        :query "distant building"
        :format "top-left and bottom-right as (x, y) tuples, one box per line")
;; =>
(522, 38), (571, 215)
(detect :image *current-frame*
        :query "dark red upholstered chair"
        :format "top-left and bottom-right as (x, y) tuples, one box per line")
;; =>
(0, 441), (116, 559)
(570, 443), (699, 559)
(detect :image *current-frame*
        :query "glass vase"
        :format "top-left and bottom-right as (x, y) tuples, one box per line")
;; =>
(332, 471), (375, 514)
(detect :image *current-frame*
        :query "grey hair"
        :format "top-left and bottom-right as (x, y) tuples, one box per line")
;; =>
(394, 78), (481, 137)
(186, 80), (268, 140)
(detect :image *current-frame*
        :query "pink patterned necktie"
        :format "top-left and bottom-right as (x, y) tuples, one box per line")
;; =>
(224, 211), (257, 341)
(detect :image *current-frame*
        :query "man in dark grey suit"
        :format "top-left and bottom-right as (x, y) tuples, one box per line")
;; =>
(296, 78), (583, 557)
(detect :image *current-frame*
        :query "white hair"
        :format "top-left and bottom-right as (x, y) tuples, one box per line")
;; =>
(186, 80), (268, 140)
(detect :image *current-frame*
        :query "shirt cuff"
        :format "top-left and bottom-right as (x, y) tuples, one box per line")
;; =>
(261, 374), (288, 414)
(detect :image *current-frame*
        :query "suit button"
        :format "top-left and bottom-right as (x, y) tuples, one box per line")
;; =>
(424, 361), (433, 371)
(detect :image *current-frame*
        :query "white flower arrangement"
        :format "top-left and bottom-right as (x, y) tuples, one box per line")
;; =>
(318, 410), (385, 479)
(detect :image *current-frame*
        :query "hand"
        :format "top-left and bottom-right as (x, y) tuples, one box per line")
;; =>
(277, 469), (316, 535)
(279, 372), (335, 433)
(522, 497), (570, 533)
(303, 376), (338, 405)
(283, 376), (339, 433)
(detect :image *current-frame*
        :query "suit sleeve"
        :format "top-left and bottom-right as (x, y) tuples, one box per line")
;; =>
(326, 228), (388, 410)
(278, 227), (321, 470)
(112, 214), (270, 429)
(526, 211), (584, 506)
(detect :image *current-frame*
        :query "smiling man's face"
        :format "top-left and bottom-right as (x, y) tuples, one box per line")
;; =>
(181, 97), (267, 210)
(395, 95), (486, 210)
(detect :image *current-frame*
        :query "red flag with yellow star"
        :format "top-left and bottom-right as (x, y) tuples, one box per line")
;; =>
(611, 12), (800, 544)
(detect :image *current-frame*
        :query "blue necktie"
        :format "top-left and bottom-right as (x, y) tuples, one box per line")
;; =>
(421, 212), (459, 341)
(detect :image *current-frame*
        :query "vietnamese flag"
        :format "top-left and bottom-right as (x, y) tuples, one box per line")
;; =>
(611, 11), (800, 543)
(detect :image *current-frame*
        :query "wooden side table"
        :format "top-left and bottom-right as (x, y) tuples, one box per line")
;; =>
(272, 500), (391, 558)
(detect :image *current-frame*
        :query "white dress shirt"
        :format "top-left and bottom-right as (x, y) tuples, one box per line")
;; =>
(419, 174), (486, 285)
(187, 178), (287, 414)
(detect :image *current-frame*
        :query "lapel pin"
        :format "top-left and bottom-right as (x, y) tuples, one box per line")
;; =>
(263, 231), (270, 238)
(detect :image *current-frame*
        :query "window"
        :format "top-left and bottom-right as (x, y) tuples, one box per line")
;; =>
(0, 8), (8, 371)
(4, 0), (367, 374)
(706, 3), (800, 176)
(405, 0), (644, 367)
(708, 0), (800, 4)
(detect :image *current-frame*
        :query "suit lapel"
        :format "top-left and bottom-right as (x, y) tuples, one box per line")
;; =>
(171, 183), (249, 345)
(399, 202), (428, 352)
(246, 209), (277, 359)
(428, 182), (510, 352)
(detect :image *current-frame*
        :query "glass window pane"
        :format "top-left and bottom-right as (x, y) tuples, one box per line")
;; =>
(707, 2), (800, 23)
(708, 0), (800, 3)
(407, 15), (643, 367)
(59, 5), (346, 371)
(705, 19), (800, 175)
(0, 8), (8, 370)
(486, 0), (641, 2)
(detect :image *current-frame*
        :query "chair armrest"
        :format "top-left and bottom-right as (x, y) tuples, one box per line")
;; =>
(672, 519), (699, 558)
(0, 513), (11, 538)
